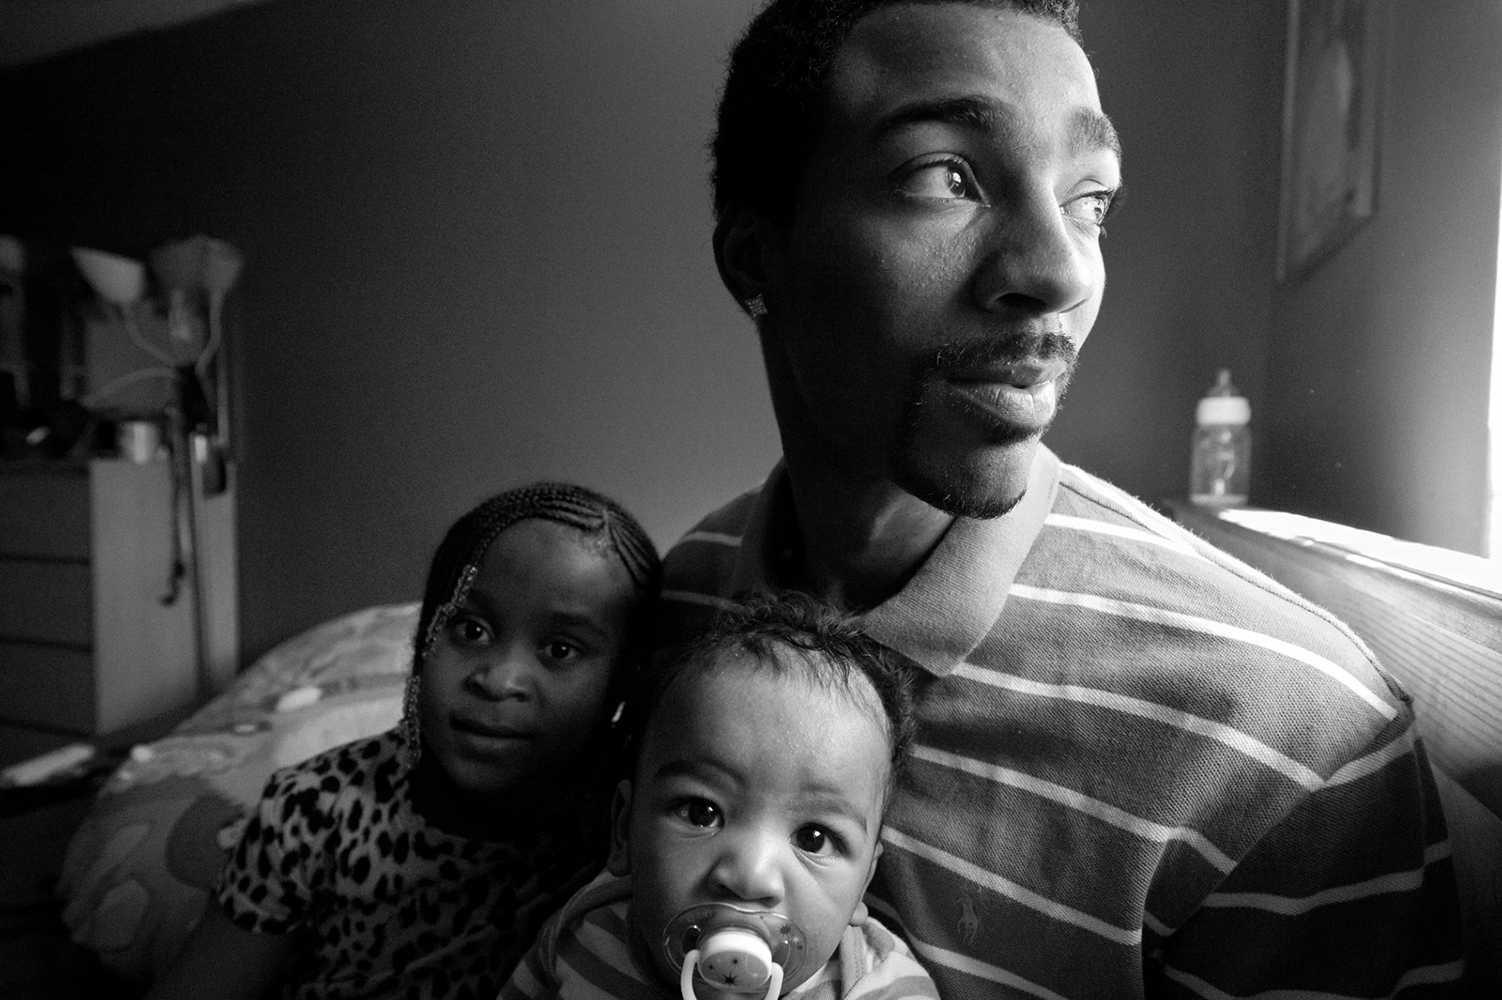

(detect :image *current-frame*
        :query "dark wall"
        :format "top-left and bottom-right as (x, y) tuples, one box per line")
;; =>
(1059, 0), (1286, 504)
(2, 0), (780, 663)
(8, 0), (1472, 668)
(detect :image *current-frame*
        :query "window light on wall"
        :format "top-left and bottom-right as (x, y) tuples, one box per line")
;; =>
(1491, 160), (1502, 559)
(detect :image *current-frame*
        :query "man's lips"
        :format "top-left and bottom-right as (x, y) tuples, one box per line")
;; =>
(949, 358), (1064, 388)
(941, 360), (1067, 433)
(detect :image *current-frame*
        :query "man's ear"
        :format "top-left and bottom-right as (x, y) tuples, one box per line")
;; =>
(606, 779), (633, 876)
(713, 202), (777, 313)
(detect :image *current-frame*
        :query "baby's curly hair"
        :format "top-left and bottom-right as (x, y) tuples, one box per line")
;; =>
(640, 592), (919, 777)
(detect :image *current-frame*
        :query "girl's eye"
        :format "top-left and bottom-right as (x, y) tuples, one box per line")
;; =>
(793, 825), (839, 856)
(897, 160), (977, 201)
(449, 616), (492, 646)
(541, 640), (581, 662)
(673, 799), (722, 829)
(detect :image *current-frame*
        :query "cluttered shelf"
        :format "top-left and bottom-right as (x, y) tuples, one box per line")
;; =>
(1, 236), (244, 767)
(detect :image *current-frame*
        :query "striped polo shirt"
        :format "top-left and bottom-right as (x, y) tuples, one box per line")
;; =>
(656, 447), (1464, 1000)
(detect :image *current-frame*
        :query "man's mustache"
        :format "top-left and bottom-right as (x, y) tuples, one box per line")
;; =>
(917, 329), (1078, 374)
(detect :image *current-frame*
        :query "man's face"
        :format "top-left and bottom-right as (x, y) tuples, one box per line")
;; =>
(753, 3), (1120, 516)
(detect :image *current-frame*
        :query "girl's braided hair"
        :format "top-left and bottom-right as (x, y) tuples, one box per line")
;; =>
(413, 481), (662, 678)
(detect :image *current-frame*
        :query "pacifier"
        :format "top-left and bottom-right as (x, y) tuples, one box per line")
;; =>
(663, 904), (809, 1000)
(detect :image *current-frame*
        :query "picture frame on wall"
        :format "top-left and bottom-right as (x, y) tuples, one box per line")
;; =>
(1276, 0), (1387, 282)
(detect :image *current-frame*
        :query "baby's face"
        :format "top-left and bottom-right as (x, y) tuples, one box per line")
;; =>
(610, 653), (890, 996)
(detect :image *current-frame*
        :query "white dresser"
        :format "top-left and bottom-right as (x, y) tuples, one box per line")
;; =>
(0, 457), (236, 764)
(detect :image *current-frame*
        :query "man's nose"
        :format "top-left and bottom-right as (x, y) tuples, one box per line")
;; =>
(466, 647), (534, 700)
(971, 191), (1097, 317)
(710, 829), (785, 907)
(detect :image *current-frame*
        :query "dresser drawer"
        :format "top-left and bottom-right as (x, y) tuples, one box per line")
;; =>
(0, 458), (231, 742)
(0, 559), (93, 646)
(0, 641), (95, 732)
(0, 465), (91, 560)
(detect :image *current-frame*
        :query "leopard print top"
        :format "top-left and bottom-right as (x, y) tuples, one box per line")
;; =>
(215, 731), (600, 1000)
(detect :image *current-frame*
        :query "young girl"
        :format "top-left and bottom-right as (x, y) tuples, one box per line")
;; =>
(147, 482), (661, 1000)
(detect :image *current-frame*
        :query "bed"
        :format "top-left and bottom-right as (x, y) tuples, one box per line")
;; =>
(52, 602), (420, 986)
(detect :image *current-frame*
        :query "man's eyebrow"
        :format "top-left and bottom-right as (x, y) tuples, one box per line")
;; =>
(871, 94), (1005, 140)
(871, 94), (1121, 159)
(1071, 107), (1122, 159)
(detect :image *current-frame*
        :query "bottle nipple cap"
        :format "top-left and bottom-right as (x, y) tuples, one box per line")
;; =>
(664, 904), (808, 1000)
(1197, 368), (1250, 425)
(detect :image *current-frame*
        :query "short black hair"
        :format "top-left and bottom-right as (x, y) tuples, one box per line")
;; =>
(711, 0), (1083, 226)
(638, 592), (919, 776)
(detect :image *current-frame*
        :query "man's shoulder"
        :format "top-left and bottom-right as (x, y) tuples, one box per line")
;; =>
(1029, 462), (1410, 747)
(1047, 462), (1374, 649)
(659, 486), (761, 626)
(665, 486), (760, 567)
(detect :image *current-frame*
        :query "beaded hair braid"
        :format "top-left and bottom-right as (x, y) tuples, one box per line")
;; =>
(400, 481), (662, 769)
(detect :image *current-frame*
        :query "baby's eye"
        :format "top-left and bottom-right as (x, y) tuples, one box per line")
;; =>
(896, 160), (978, 201)
(793, 825), (840, 857)
(673, 799), (722, 829)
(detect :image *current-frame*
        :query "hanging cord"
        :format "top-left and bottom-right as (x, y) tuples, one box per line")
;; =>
(117, 303), (177, 366)
(81, 367), (175, 409)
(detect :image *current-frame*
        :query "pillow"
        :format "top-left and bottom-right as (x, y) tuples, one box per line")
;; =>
(56, 603), (420, 983)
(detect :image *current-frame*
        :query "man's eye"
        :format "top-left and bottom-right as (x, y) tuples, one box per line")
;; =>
(673, 799), (722, 829)
(1063, 188), (1117, 233)
(897, 161), (976, 201)
(793, 825), (839, 856)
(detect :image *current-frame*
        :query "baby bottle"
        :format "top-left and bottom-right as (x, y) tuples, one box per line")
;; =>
(1190, 368), (1251, 507)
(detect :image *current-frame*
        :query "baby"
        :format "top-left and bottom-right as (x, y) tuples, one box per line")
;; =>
(502, 594), (939, 1000)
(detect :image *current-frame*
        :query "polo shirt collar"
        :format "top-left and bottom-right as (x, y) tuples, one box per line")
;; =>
(728, 446), (1061, 677)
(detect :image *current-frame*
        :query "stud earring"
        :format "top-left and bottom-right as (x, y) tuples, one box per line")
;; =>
(745, 294), (768, 319)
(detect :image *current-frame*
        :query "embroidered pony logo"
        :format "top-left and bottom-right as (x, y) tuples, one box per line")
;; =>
(957, 891), (982, 944)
